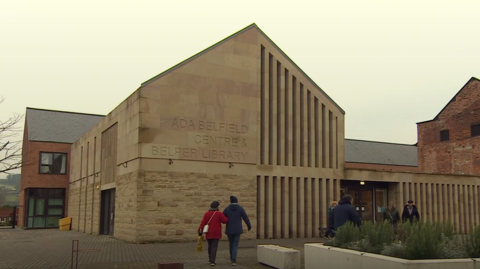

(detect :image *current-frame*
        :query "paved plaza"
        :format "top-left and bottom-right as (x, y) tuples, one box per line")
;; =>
(0, 228), (325, 269)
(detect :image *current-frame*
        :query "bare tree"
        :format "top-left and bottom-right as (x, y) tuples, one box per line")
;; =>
(0, 97), (24, 174)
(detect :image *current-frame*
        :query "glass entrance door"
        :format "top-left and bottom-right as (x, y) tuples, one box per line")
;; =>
(341, 181), (389, 224)
(345, 187), (381, 223)
(360, 189), (374, 222)
(375, 189), (387, 224)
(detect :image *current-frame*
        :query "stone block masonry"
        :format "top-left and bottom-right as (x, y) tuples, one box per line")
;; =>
(115, 171), (139, 242)
(68, 174), (101, 235)
(135, 171), (256, 243)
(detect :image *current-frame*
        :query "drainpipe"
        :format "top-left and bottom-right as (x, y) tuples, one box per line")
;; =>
(91, 137), (96, 234)
(84, 142), (89, 232)
(78, 147), (83, 231)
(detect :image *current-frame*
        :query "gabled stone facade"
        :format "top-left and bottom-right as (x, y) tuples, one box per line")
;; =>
(68, 24), (345, 242)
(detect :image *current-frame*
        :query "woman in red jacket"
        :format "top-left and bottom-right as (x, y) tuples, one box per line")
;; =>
(198, 201), (228, 266)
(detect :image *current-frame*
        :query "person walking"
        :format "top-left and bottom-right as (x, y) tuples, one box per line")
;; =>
(333, 194), (361, 231)
(198, 201), (228, 266)
(383, 202), (400, 230)
(223, 196), (252, 266)
(402, 200), (420, 223)
(324, 200), (337, 238)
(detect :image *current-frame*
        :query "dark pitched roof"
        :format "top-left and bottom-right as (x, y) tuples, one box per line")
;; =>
(345, 139), (417, 166)
(417, 77), (480, 124)
(141, 23), (345, 115)
(26, 108), (104, 143)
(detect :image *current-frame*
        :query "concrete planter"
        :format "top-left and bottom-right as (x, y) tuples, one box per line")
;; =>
(257, 245), (300, 269)
(305, 243), (478, 269)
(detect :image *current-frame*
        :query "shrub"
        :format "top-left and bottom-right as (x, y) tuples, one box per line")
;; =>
(464, 225), (480, 258)
(393, 221), (409, 242)
(331, 221), (360, 248)
(327, 219), (472, 260)
(435, 220), (455, 239)
(322, 238), (335, 246)
(381, 241), (406, 259)
(438, 234), (468, 259)
(349, 238), (372, 252)
(371, 221), (394, 251)
(354, 221), (393, 254)
(359, 220), (375, 239)
(403, 220), (442, 259)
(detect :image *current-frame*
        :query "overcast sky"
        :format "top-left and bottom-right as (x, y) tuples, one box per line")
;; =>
(1, 0), (479, 147)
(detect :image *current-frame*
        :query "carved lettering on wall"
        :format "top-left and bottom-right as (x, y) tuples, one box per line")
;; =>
(193, 135), (247, 147)
(144, 116), (256, 164)
(169, 117), (249, 134)
(150, 145), (249, 162)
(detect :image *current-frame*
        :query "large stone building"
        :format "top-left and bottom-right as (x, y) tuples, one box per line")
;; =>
(67, 23), (345, 242)
(19, 24), (480, 241)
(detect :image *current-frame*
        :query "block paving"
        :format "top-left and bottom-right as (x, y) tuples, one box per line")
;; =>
(0, 229), (325, 269)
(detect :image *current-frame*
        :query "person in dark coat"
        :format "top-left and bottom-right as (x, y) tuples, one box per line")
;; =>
(324, 200), (337, 238)
(333, 194), (361, 230)
(223, 196), (251, 266)
(198, 201), (228, 266)
(383, 202), (400, 231)
(402, 200), (420, 223)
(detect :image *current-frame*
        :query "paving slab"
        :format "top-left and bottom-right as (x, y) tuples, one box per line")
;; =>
(0, 229), (326, 269)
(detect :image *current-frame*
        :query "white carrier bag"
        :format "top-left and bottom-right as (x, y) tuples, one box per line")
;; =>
(202, 211), (216, 234)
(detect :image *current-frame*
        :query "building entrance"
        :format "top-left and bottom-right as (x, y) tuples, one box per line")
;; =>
(340, 181), (388, 224)
(100, 188), (115, 236)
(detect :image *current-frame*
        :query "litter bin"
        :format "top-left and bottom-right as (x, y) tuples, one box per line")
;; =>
(59, 217), (72, 231)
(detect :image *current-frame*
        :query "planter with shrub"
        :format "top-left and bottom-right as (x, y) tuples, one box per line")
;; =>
(304, 220), (480, 269)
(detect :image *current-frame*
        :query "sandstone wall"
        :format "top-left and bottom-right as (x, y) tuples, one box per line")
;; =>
(134, 171), (256, 243)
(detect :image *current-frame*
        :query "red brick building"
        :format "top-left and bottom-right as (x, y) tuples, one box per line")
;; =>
(417, 77), (480, 175)
(18, 108), (103, 228)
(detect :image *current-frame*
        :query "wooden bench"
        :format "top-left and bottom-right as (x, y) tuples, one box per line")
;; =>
(257, 245), (300, 269)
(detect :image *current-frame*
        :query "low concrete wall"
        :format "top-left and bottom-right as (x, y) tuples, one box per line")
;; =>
(304, 243), (477, 269)
(257, 245), (300, 269)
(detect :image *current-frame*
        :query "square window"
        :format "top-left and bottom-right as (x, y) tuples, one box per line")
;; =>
(39, 152), (67, 174)
(440, 130), (449, 141)
(472, 124), (480, 137)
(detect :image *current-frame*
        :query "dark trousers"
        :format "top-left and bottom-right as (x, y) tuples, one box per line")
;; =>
(227, 234), (241, 262)
(392, 222), (398, 233)
(207, 239), (219, 263)
(324, 227), (335, 237)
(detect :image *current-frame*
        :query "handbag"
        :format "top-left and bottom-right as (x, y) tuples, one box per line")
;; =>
(202, 211), (216, 234)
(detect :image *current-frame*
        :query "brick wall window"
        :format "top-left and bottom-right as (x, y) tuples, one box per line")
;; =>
(440, 130), (450, 141)
(39, 152), (67, 174)
(472, 124), (480, 137)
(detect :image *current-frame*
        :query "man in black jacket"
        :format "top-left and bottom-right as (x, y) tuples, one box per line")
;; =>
(333, 194), (361, 230)
(223, 196), (251, 266)
(402, 200), (420, 223)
